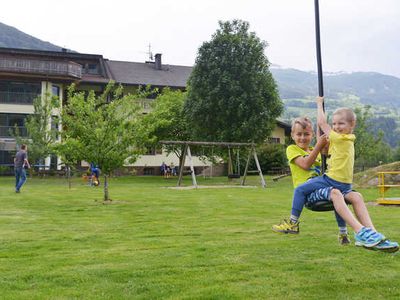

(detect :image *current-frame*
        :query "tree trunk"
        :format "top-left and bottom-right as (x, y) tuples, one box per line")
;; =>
(67, 165), (72, 189)
(175, 145), (185, 174)
(103, 174), (109, 201)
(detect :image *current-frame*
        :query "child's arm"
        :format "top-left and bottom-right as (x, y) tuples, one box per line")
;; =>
(316, 96), (331, 135)
(293, 134), (327, 170)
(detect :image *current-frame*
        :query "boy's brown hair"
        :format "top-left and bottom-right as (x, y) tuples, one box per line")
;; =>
(291, 117), (313, 132)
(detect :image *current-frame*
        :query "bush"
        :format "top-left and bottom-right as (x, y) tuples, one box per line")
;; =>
(247, 143), (287, 173)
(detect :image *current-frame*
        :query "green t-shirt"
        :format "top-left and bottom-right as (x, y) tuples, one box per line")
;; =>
(286, 144), (322, 188)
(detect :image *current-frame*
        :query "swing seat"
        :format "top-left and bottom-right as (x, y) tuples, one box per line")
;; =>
(305, 200), (334, 212)
(228, 174), (241, 179)
(305, 199), (351, 212)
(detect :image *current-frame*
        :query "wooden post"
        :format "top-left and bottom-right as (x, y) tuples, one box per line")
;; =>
(241, 148), (252, 186)
(252, 146), (266, 188)
(177, 144), (188, 186)
(186, 145), (198, 188)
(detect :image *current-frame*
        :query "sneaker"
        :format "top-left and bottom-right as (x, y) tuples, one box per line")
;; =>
(338, 233), (351, 245)
(354, 227), (385, 248)
(366, 239), (399, 253)
(272, 219), (299, 234)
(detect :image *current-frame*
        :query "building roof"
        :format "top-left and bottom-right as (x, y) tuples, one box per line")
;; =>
(106, 60), (192, 88)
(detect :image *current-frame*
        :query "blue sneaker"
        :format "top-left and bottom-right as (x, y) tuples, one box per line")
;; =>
(354, 227), (385, 248)
(369, 240), (399, 253)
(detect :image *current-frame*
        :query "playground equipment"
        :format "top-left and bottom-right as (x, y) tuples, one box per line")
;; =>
(376, 171), (400, 205)
(159, 141), (266, 188)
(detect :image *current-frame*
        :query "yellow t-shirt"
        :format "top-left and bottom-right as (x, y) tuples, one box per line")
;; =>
(286, 144), (322, 188)
(325, 130), (355, 184)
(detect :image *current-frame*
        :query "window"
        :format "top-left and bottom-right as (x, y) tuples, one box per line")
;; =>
(87, 64), (99, 75)
(52, 85), (60, 97)
(0, 81), (41, 104)
(145, 147), (156, 155)
(143, 167), (154, 175)
(0, 113), (28, 137)
(267, 137), (281, 144)
(0, 150), (14, 165)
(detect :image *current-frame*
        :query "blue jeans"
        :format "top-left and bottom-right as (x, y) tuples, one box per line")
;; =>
(15, 167), (27, 191)
(292, 175), (352, 225)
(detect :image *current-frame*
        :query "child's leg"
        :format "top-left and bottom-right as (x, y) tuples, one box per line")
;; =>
(291, 176), (330, 220)
(330, 189), (363, 232)
(344, 191), (376, 231)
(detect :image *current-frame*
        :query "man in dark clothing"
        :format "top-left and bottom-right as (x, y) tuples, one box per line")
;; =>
(14, 144), (30, 193)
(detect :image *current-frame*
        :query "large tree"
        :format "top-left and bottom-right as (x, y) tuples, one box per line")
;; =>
(185, 19), (283, 143)
(61, 82), (142, 200)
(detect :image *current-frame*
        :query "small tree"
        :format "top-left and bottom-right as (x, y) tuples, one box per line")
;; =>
(61, 82), (142, 201)
(52, 139), (83, 189)
(13, 93), (60, 168)
(137, 88), (190, 172)
(185, 19), (283, 143)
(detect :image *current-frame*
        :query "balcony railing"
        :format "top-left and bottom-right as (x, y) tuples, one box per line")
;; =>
(0, 57), (82, 79)
(0, 91), (39, 104)
(0, 126), (28, 137)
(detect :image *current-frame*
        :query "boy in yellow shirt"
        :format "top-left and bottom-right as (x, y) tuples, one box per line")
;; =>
(273, 97), (398, 251)
(280, 117), (350, 244)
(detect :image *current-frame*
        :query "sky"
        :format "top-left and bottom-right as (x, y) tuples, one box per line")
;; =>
(2, 0), (400, 77)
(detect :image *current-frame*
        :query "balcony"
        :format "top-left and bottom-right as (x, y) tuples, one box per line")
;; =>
(0, 126), (28, 137)
(0, 57), (82, 79)
(0, 91), (39, 104)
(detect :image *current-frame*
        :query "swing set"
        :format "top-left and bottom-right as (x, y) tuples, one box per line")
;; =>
(159, 140), (266, 188)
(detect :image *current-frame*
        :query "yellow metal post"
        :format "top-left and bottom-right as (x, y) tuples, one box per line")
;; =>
(376, 171), (400, 205)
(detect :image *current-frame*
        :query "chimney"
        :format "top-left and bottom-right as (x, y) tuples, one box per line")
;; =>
(155, 53), (162, 70)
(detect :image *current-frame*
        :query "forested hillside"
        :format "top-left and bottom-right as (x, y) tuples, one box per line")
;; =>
(0, 22), (64, 51)
(271, 68), (400, 147)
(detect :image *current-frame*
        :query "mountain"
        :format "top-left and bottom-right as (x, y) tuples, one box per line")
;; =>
(0, 22), (64, 51)
(271, 68), (400, 108)
(271, 68), (400, 147)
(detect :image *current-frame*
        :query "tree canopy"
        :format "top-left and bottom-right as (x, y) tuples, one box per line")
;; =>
(60, 82), (142, 200)
(136, 88), (190, 171)
(14, 92), (60, 166)
(185, 19), (283, 143)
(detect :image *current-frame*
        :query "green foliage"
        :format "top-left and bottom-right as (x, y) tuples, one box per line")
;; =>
(369, 116), (400, 147)
(60, 82), (143, 199)
(185, 19), (283, 143)
(137, 88), (189, 147)
(354, 106), (393, 167)
(13, 93), (60, 165)
(136, 88), (190, 169)
(248, 143), (287, 172)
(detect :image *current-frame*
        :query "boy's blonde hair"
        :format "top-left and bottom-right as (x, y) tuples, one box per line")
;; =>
(333, 107), (357, 123)
(291, 117), (313, 132)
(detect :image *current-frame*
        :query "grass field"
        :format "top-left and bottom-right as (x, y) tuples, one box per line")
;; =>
(0, 175), (399, 299)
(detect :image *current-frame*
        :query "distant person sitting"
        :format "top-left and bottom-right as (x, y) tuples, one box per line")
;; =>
(90, 163), (101, 186)
(160, 162), (168, 178)
(14, 144), (30, 193)
(170, 162), (177, 176)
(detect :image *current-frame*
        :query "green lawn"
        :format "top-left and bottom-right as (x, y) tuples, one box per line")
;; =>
(0, 175), (399, 299)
